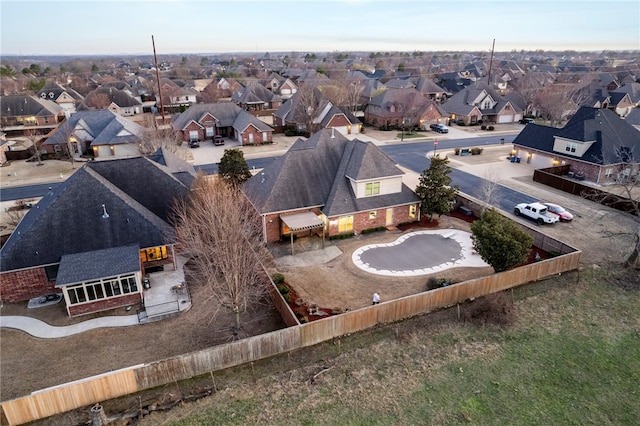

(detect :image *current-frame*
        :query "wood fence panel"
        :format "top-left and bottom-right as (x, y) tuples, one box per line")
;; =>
(134, 326), (301, 389)
(1, 368), (137, 426)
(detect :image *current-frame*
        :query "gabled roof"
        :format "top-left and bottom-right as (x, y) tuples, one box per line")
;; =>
(0, 165), (176, 273)
(44, 110), (144, 147)
(242, 129), (418, 217)
(147, 146), (197, 187)
(365, 88), (432, 118)
(513, 106), (640, 165)
(412, 77), (446, 94)
(172, 103), (243, 130)
(624, 108), (640, 126)
(319, 105), (361, 128)
(37, 82), (84, 102)
(232, 109), (274, 133)
(56, 244), (141, 286)
(84, 87), (141, 108)
(0, 95), (62, 117)
(232, 83), (279, 104)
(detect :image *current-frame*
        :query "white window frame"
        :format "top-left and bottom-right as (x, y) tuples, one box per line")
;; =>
(65, 274), (139, 306)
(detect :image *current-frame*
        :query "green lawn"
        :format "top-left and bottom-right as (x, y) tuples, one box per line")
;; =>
(139, 269), (640, 426)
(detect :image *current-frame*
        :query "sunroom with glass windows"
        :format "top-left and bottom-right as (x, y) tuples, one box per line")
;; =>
(55, 244), (143, 316)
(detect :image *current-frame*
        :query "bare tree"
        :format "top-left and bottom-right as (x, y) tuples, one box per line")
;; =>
(479, 170), (501, 210)
(535, 84), (577, 127)
(139, 126), (190, 161)
(172, 175), (273, 335)
(84, 92), (111, 109)
(24, 129), (43, 165)
(293, 84), (323, 134)
(512, 73), (544, 116)
(56, 120), (76, 169)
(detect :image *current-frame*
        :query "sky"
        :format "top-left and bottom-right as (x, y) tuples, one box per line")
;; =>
(1, 0), (639, 56)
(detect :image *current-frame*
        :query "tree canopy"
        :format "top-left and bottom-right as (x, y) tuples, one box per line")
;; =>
(415, 155), (458, 221)
(218, 148), (252, 187)
(470, 209), (533, 273)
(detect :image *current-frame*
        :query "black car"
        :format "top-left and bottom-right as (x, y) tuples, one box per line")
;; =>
(519, 117), (535, 124)
(189, 139), (200, 148)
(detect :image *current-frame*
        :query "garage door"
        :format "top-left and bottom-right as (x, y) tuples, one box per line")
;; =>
(189, 130), (199, 141)
(497, 114), (513, 123)
(333, 126), (349, 135)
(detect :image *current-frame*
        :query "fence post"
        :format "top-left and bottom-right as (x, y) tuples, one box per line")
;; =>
(90, 403), (107, 426)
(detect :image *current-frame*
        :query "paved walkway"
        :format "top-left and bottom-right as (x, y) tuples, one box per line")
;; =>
(0, 315), (139, 339)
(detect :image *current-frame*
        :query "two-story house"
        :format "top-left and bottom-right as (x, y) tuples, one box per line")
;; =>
(442, 83), (523, 124)
(512, 106), (640, 185)
(242, 128), (420, 244)
(36, 82), (84, 114)
(364, 88), (448, 129)
(0, 95), (65, 137)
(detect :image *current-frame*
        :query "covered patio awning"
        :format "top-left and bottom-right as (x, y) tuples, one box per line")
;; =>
(280, 212), (325, 255)
(280, 211), (325, 232)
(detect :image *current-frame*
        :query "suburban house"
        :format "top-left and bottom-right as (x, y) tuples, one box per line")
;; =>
(43, 110), (145, 158)
(0, 95), (65, 136)
(232, 83), (282, 111)
(273, 90), (362, 135)
(0, 149), (196, 316)
(242, 129), (421, 244)
(36, 81), (84, 114)
(82, 87), (143, 116)
(172, 102), (274, 145)
(262, 73), (298, 99)
(364, 88), (447, 129)
(442, 83), (523, 125)
(512, 106), (640, 185)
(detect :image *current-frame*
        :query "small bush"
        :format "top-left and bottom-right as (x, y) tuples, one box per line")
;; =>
(329, 232), (355, 240)
(470, 147), (483, 155)
(362, 226), (386, 234)
(487, 125), (495, 131)
(272, 273), (285, 285)
(283, 292), (291, 303)
(454, 148), (460, 155)
(480, 125), (487, 130)
(277, 284), (289, 295)
(331, 307), (343, 314)
(461, 293), (515, 326)
(426, 277), (450, 290)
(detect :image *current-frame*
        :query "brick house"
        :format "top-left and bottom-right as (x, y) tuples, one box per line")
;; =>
(364, 88), (448, 130)
(36, 81), (84, 114)
(442, 83), (523, 125)
(172, 103), (273, 145)
(512, 106), (640, 185)
(0, 95), (65, 137)
(0, 149), (195, 316)
(242, 129), (420, 244)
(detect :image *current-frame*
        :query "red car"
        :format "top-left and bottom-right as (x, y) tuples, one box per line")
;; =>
(542, 202), (573, 222)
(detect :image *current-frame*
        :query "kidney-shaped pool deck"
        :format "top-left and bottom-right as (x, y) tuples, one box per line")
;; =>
(352, 229), (490, 276)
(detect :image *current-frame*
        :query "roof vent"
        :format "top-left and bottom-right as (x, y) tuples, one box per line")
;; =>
(101, 204), (110, 219)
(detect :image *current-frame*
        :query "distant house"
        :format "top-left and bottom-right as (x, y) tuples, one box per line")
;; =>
(0, 150), (196, 316)
(43, 110), (145, 158)
(232, 83), (282, 111)
(364, 88), (447, 129)
(0, 95), (65, 136)
(172, 103), (273, 145)
(36, 81), (84, 114)
(82, 87), (143, 116)
(512, 106), (640, 185)
(242, 129), (420, 243)
(442, 83), (523, 124)
(262, 73), (298, 99)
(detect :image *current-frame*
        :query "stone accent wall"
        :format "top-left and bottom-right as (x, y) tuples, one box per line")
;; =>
(0, 267), (55, 303)
(67, 292), (142, 317)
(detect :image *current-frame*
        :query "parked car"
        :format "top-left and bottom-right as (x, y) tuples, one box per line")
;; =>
(541, 202), (573, 222)
(430, 123), (449, 133)
(189, 139), (200, 148)
(213, 135), (225, 146)
(514, 202), (559, 225)
(519, 117), (535, 124)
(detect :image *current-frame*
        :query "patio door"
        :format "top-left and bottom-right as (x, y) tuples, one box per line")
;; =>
(386, 208), (393, 226)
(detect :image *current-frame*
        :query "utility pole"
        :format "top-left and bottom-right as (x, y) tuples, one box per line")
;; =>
(152, 35), (166, 125)
(486, 38), (495, 88)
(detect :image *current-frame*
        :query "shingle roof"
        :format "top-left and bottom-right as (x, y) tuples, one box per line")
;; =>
(242, 129), (418, 217)
(85, 87), (141, 108)
(233, 109), (274, 133)
(171, 103), (243, 130)
(0, 166), (175, 272)
(513, 106), (640, 165)
(55, 244), (141, 286)
(0, 95), (62, 117)
(319, 105), (361, 128)
(44, 110), (144, 147)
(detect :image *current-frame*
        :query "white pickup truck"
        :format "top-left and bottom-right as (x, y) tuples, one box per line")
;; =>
(514, 202), (560, 225)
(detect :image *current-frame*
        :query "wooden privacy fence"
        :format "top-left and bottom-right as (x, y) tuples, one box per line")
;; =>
(1, 245), (581, 425)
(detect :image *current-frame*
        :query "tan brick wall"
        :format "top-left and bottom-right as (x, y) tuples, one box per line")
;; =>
(0, 267), (56, 302)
